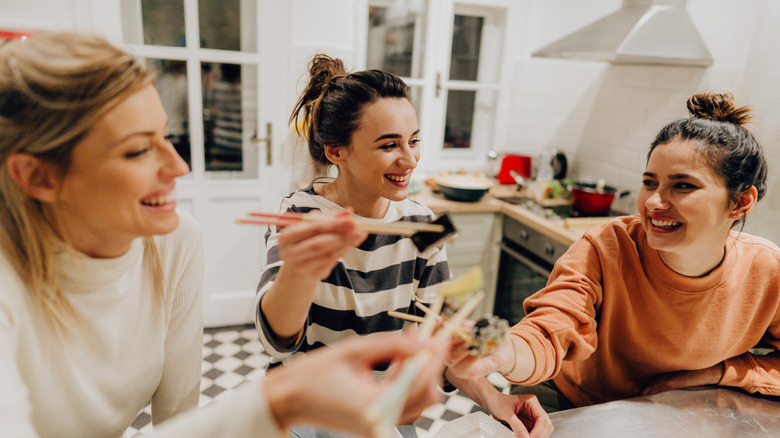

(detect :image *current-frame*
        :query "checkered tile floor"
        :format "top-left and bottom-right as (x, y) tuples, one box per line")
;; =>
(129, 325), (511, 437)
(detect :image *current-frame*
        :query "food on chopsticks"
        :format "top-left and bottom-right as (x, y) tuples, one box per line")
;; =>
(468, 315), (510, 356)
(389, 265), (510, 356)
(236, 210), (457, 251)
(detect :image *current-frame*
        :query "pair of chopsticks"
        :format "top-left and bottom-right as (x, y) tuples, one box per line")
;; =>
(237, 211), (445, 236)
(367, 291), (485, 438)
(388, 302), (473, 343)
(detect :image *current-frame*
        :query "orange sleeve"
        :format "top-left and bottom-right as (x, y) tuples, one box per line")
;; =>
(720, 316), (780, 395)
(507, 236), (604, 385)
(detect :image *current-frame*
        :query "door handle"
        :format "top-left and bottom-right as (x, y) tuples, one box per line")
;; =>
(250, 122), (273, 165)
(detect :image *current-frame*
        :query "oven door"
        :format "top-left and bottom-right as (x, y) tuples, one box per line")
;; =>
(494, 241), (552, 325)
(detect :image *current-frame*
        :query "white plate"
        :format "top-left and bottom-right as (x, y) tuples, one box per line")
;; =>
(423, 412), (515, 438)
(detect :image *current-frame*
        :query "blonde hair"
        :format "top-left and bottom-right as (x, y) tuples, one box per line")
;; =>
(0, 31), (163, 336)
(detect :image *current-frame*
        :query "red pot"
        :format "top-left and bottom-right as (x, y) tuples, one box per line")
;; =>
(570, 182), (629, 216)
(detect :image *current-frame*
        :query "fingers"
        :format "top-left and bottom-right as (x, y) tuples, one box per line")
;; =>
(519, 395), (554, 438)
(447, 353), (504, 379)
(279, 212), (365, 243)
(341, 332), (427, 367)
(506, 414), (531, 438)
(276, 217), (367, 278)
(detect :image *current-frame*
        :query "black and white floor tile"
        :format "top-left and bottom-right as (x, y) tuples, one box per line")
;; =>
(130, 325), (510, 437)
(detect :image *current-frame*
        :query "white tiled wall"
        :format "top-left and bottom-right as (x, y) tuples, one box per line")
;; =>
(505, 0), (780, 244)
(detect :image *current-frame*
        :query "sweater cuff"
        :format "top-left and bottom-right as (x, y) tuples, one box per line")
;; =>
(720, 355), (755, 390)
(504, 328), (549, 386)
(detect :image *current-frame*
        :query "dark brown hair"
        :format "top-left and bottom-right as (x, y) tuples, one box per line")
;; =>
(648, 92), (768, 213)
(289, 54), (410, 165)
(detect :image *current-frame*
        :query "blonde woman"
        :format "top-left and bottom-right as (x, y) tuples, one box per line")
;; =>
(0, 31), (446, 438)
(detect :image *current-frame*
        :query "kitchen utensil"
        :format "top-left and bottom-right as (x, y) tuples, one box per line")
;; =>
(237, 211), (458, 251)
(497, 154), (532, 184)
(552, 151), (568, 179)
(569, 181), (630, 216)
(435, 174), (493, 202)
(509, 169), (527, 189)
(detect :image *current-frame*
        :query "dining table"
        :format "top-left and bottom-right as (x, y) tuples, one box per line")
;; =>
(546, 387), (780, 437)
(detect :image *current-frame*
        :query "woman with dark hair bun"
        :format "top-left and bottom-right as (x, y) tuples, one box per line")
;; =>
(446, 92), (780, 425)
(254, 54), (459, 438)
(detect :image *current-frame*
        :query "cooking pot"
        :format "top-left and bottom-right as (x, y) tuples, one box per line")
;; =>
(570, 182), (630, 216)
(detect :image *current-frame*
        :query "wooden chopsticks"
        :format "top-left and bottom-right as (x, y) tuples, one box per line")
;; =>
(237, 211), (445, 236)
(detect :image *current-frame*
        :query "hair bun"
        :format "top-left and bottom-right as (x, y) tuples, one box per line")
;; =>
(308, 54), (348, 87)
(686, 92), (751, 126)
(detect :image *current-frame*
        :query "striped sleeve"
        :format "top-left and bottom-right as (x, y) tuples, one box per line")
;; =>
(254, 197), (311, 360)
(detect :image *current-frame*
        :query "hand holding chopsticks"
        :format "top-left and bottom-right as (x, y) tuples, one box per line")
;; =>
(238, 210), (457, 251)
(365, 267), (487, 438)
(238, 211), (444, 235)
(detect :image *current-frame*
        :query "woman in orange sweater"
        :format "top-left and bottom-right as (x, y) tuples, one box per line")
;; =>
(446, 91), (780, 429)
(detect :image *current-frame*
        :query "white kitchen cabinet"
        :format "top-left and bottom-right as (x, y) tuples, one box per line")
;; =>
(446, 212), (502, 317)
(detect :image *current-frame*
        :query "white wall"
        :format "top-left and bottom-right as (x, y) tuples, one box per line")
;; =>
(505, 0), (780, 244)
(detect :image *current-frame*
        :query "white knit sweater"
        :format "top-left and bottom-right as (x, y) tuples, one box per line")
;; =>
(0, 211), (283, 438)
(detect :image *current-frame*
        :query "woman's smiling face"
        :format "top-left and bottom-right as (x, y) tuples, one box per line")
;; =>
(337, 97), (420, 202)
(52, 84), (190, 257)
(637, 139), (735, 259)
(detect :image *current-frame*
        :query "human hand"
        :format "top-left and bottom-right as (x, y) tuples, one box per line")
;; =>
(445, 332), (514, 380)
(483, 391), (554, 438)
(263, 331), (444, 436)
(277, 210), (367, 281)
(640, 363), (725, 396)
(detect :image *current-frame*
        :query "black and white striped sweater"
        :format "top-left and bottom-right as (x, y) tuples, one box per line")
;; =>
(255, 182), (450, 367)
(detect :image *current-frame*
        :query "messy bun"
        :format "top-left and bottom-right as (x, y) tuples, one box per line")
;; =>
(290, 54), (409, 165)
(648, 91), (768, 219)
(687, 92), (751, 126)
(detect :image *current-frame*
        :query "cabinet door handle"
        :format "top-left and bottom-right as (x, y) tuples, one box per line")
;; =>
(435, 72), (441, 97)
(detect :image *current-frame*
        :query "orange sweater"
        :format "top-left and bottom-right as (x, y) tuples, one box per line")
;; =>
(510, 215), (780, 407)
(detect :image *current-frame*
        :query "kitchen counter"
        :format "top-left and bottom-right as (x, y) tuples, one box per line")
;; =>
(547, 387), (780, 437)
(411, 183), (614, 247)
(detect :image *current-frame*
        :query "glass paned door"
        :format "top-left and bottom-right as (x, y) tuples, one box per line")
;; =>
(117, 0), (289, 327)
(148, 59), (191, 167)
(442, 9), (502, 152)
(201, 62), (258, 175)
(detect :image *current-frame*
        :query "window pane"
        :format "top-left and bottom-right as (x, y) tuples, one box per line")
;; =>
(443, 90), (475, 149)
(199, 0), (257, 52)
(148, 59), (191, 167)
(367, 5), (426, 78)
(133, 0), (185, 47)
(449, 15), (483, 81)
(202, 62), (258, 178)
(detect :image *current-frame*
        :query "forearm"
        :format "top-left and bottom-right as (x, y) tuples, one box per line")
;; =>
(260, 265), (320, 340)
(444, 370), (499, 409)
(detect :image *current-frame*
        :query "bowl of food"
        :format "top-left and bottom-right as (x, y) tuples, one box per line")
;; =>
(434, 173), (494, 202)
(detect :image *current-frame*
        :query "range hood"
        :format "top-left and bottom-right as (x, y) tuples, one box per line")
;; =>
(532, 0), (712, 67)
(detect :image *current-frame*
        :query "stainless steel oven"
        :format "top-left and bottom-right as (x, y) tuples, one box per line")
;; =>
(494, 216), (569, 325)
